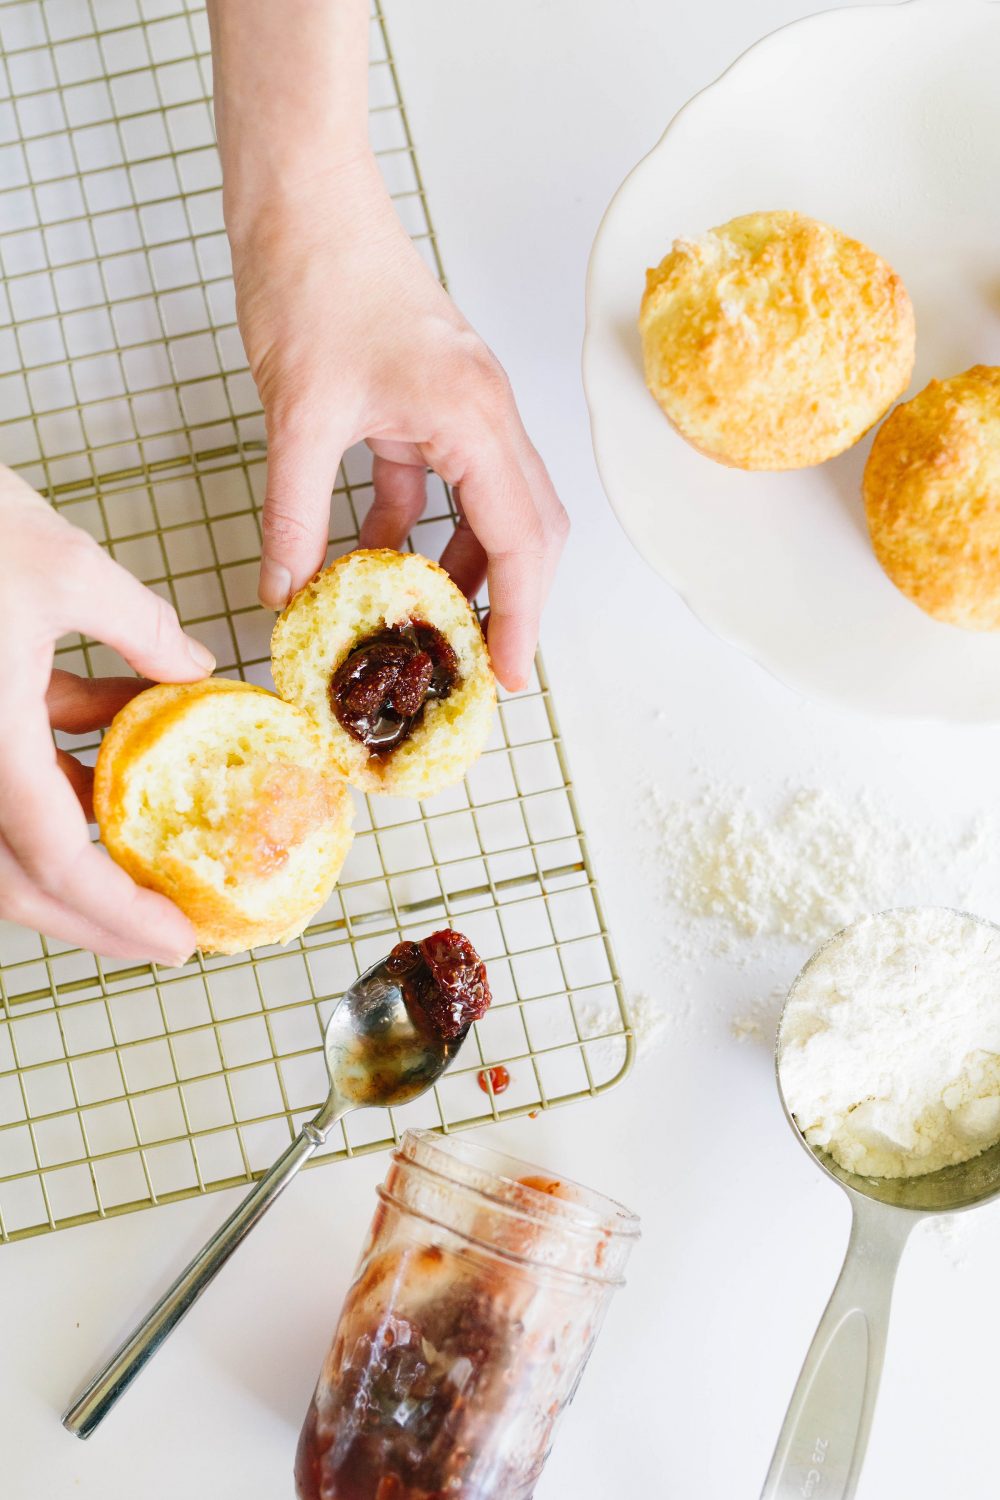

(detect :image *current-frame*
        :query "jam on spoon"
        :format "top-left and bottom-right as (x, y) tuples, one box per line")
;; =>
(386, 929), (491, 1041)
(330, 620), (458, 755)
(61, 936), (485, 1440)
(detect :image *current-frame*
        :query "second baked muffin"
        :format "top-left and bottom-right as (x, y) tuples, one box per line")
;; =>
(864, 365), (1000, 629)
(639, 210), (915, 470)
(272, 550), (496, 799)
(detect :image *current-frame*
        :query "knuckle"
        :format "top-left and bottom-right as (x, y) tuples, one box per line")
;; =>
(449, 327), (487, 365)
(262, 502), (315, 552)
(149, 591), (180, 653)
(425, 435), (465, 485)
(267, 398), (312, 443)
(59, 519), (101, 561)
(549, 503), (571, 545)
(513, 514), (548, 556)
(56, 526), (102, 583)
(20, 848), (65, 897)
(0, 880), (31, 929)
(472, 353), (512, 411)
(445, 336), (512, 415)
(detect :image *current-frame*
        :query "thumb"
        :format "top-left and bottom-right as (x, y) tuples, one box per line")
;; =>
(60, 539), (215, 682)
(259, 412), (351, 608)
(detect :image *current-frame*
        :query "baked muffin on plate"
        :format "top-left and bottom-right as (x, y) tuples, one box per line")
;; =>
(639, 209), (915, 470)
(95, 679), (354, 955)
(864, 365), (1000, 629)
(271, 549), (495, 799)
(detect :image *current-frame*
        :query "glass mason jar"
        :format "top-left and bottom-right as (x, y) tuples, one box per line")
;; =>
(295, 1128), (640, 1500)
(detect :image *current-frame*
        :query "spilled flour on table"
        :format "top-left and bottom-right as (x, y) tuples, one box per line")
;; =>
(633, 773), (1000, 1053)
(645, 780), (999, 956)
(625, 990), (672, 1056)
(730, 986), (786, 1048)
(577, 989), (671, 1072)
(632, 774), (1000, 1259)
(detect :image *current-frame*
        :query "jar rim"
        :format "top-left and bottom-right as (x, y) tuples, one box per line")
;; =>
(399, 1130), (640, 1237)
(390, 1131), (640, 1288)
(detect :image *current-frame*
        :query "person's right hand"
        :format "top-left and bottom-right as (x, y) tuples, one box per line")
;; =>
(0, 465), (216, 964)
(229, 153), (568, 694)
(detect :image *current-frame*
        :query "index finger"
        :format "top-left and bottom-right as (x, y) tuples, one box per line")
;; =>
(444, 429), (566, 691)
(47, 670), (150, 733)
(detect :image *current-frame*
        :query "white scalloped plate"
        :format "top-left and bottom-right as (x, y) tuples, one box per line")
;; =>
(584, 0), (1000, 722)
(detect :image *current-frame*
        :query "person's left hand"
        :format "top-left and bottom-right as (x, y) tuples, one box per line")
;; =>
(0, 464), (211, 962)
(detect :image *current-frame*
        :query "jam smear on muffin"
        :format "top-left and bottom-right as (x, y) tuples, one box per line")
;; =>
(225, 764), (339, 884)
(330, 620), (458, 755)
(386, 929), (490, 1040)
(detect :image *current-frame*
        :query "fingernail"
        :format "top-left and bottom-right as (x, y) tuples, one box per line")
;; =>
(186, 638), (216, 673)
(162, 951), (194, 970)
(259, 558), (292, 610)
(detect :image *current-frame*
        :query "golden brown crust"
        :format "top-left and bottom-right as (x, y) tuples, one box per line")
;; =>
(638, 210), (915, 470)
(95, 679), (354, 955)
(271, 548), (496, 799)
(863, 366), (1000, 630)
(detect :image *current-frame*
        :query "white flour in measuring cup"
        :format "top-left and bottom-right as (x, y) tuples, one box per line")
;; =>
(778, 907), (1000, 1178)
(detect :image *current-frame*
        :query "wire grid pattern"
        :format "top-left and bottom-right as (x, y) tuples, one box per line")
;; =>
(0, 0), (632, 1245)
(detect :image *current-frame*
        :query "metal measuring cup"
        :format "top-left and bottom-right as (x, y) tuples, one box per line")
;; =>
(761, 908), (1000, 1500)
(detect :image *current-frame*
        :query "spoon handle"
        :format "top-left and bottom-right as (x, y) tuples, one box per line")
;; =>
(759, 1197), (915, 1500)
(63, 1122), (327, 1439)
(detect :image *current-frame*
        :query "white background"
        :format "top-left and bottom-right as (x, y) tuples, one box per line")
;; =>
(4, 1), (1000, 1496)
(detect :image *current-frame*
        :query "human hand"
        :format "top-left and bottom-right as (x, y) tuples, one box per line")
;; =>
(228, 154), (568, 692)
(0, 465), (216, 963)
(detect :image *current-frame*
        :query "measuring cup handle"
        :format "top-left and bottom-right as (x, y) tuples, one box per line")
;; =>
(760, 1196), (915, 1500)
(62, 1119), (333, 1440)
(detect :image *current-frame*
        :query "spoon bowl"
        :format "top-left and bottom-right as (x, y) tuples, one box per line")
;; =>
(63, 945), (478, 1439)
(319, 953), (468, 1116)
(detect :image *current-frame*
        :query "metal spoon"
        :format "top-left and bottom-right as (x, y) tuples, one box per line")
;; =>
(63, 950), (471, 1440)
(761, 907), (1000, 1500)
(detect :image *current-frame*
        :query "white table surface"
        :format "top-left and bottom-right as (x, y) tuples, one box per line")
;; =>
(5, 1), (1000, 1495)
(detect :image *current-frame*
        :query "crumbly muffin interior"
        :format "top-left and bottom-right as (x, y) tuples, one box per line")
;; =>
(121, 696), (341, 917)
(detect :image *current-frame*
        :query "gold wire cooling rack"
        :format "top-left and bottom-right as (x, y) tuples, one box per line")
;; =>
(0, 0), (632, 1245)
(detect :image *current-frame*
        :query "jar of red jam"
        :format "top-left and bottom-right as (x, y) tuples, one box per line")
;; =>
(294, 1128), (640, 1500)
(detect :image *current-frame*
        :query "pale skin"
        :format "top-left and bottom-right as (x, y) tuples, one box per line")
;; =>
(0, 0), (566, 963)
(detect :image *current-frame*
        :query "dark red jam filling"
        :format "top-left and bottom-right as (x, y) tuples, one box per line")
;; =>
(294, 1283), (507, 1500)
(476, 1065), (510, 1096)
(386, 929), (491, 1041)
(330, 620), (458, 755)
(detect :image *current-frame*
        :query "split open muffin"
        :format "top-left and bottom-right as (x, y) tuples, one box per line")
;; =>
(271, 549), (496, 799)
(94, 678), (354, 954)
